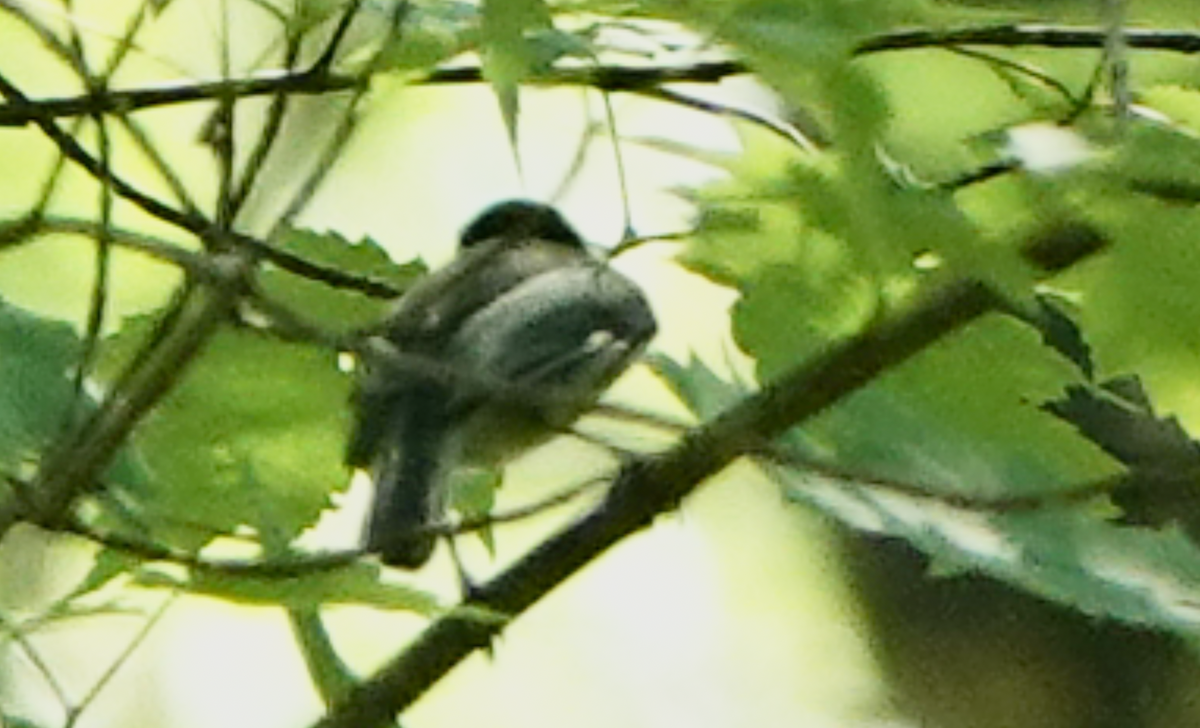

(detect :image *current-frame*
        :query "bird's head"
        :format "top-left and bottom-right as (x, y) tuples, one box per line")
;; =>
(459, 199), (585, 249)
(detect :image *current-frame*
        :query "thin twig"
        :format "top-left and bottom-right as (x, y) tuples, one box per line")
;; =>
(0, 0), (80, 67)
(0, 610), (73, 718)
(434, 473), (612, 536)
(606, 228), (693, 259)
(64, 592), (178, 728)
(228, 28), (306, 220)
(309, 0), (366, 74)
(104, 2), (203, 214)
(22, 0), (205, 216)
(57, 516), (365, 577)
(31, 0), (116, 440)
(213, 0), (237, 232)
(0, 254), (251, 540)
(943, 46), (1081, 108)
(70, 94), (114, 429)
(633, 86), (818, 150)
(0, 67), (401, 296)
(289, 605), (357, 707)
(0, 215), (215, 273)
(310, 276), (1014, 728)
(62, 468), (610, 579)
(0, 67), (219, 238)
(549, 91), (601, 206)
(270, 2), (411, 237)
(597, 89), (637, 239)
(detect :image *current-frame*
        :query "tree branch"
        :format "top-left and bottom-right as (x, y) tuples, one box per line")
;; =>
(0, 59), (748, 127)
(6, 23), (1200, 131)
(310, 278), (1004, 728)
(855, 24), (1200, 55)
(5, 254), (252, 537)
(311, 209), (1107, 727)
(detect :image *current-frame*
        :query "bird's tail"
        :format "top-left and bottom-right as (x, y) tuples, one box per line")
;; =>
(365, 415), (443, 569)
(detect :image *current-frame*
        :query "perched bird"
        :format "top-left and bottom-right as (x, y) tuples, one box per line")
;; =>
(347, 200), (657, 568)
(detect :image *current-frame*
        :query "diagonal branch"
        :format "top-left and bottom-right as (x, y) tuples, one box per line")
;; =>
(8, 253), (252, 533)
(311, 216), (1107, 727)
(310, 280), (1000, 728)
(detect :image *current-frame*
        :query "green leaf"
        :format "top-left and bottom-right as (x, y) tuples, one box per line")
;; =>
(369, 2), (481, 73)
(2, 713), (51, 728)
(681, 161), (888, 382)
(135, 560), (442, 614)
(782, 465), (1200, 635)
(1043, 376), (1199, 471)
(803, 315), (1114, 499)
(1064, 170), (1200, 380)
(699, 0), (931, 117)
(654, 352), (1200, 636)
(66, 549), (142, 600)
(733, 261), (877, 383)
(682, 191), (824, 288)
(646, 353), (747, 421)
(525, 27), (594, 70)
(261, 227), (426, 335)
(1105, 121), (1200, 202)
(101, 324), (354, 550)
(448, 468), (501, 554)
(1012, 293), (1095, 380)
(1043, 376), (1200, 540)
(711, 0), (859, 100)
(0, 296), (80, 470)
(1140, 85), (1200, 132)
(480, 0), (552, 154)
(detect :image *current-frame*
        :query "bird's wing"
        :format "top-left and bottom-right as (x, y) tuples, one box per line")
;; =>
(377, 238), (587, 349)
(348, 238), (593, 465)
(445, 261), (657, 419)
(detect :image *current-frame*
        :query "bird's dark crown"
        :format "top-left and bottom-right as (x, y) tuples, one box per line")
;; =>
(459, 200), (585, 249)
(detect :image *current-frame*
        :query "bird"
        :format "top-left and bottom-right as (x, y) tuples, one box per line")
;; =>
(347, 200), (657, 568)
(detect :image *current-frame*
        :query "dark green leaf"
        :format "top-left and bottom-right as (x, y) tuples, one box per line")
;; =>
(655, 351), (1200, 635)
(1018, 293), (1095, 379)
(784, 466), (1200, 634)
(1042, 377), (1200, 470)
(646, 352), (746, 421)
(0, 296), (79, 470)
(1043, 376), (1200, 539)
(261, 227), (426, 335)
